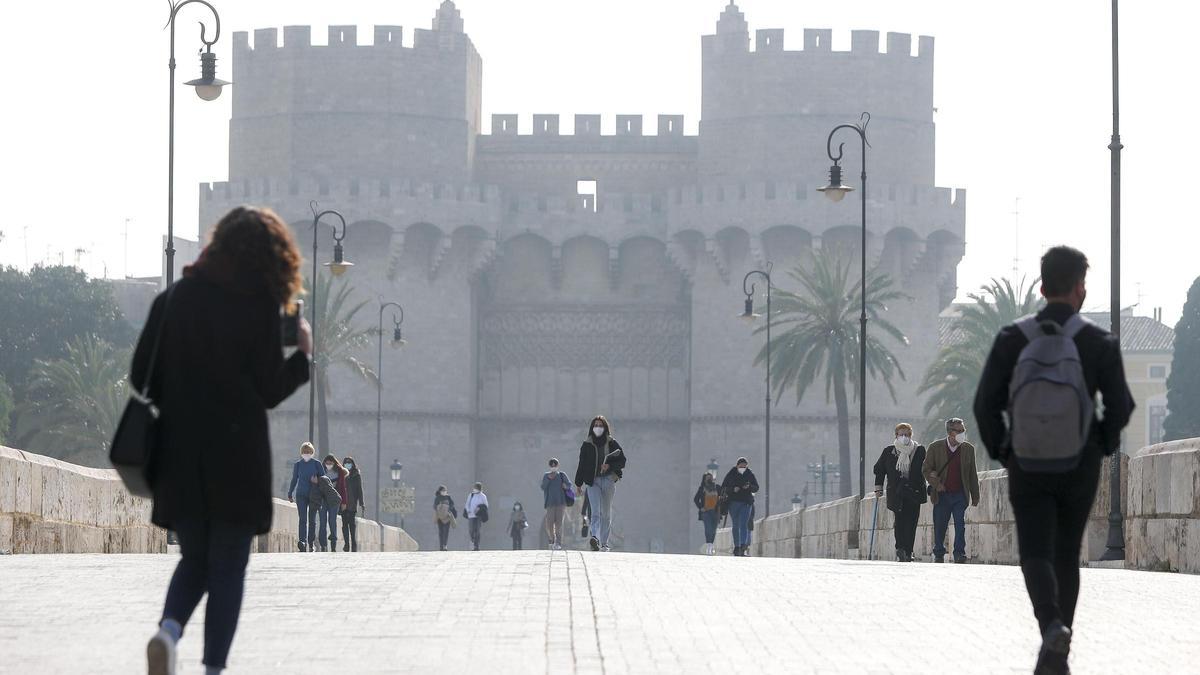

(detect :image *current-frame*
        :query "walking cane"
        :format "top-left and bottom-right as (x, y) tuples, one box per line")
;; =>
(868, 496), (879, 561)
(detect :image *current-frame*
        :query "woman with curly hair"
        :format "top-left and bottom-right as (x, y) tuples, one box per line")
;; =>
(140, 206), (312, 675)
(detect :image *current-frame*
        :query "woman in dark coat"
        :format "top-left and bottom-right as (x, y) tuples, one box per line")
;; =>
(872, 422), (928, 562)
(693, 472), (721, 555)
(721, 457), (759, 557)
(433, 485), (457, 551)
(140, 207), (310, 675)
(341, 456), (365, 552)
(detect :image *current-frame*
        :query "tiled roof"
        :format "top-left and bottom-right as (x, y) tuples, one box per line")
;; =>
(937, 313), (1174, 353)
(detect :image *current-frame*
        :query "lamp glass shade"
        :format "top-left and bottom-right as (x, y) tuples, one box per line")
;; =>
(193, 83), (225, 101)
(818, 183), (852, 202)
(325, 245), (353, 277)
(390, 461), (403, 482)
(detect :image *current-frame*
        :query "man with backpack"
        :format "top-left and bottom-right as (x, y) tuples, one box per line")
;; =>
(923, 418), (980, 563)
(974, 246), (1133, 675)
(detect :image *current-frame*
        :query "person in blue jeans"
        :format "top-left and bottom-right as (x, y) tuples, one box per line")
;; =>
(573, 416), (626, 552)
(721, 457), (759, 556)
(693, 472), (721, 555)
(287, 442), (324, 551)
(923, 418), (981, 563)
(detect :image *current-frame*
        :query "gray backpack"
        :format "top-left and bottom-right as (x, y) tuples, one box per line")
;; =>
(1007, 314), (1093, 472)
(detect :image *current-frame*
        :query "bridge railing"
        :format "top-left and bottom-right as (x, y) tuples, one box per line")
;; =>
(0, 446), (417, 554)
(717, 438), (1199, 573)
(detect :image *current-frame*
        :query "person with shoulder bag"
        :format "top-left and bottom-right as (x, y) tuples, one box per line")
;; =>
(316, 455), (348, 552)
(923, 418), (981, 563)
(433, 486), (457, 551)
(509, 502), (528, 550)
(573, 415), (626, 552)
(464, 483), (489, 551)
(140, 207), (312, 675)
(340, 456), (365, 552)
(872, 422), (927, 562)
(694, 472), (722, 555)
(541, 458), (573, 550)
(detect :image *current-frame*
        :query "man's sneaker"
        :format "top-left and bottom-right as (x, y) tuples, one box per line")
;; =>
(297, 540), (306, 552)
(146, 628), (177, 675)
(600, 544), (612, 552)
(954, 555), (967, 564)
(343, 542), (350, 552)
(589, 536), (600, 551)
(733, 545), (742, 556)
(934, 555), (945, 563)
(1034, 620), (1072, 675)
(552, 543), (562, 551)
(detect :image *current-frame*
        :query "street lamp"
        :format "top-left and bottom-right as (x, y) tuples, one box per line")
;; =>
(820, 111), (871, 499)
(707, 458), (719, 478)
(740, 268), (772, 517)
(375, 301), (406, 546)
(391, 460), (403, 485)
(791, 492), (804, 512)
(307, 202), (354, 444)
(164, 0), (229, 285)
(808, 454), (841, 504)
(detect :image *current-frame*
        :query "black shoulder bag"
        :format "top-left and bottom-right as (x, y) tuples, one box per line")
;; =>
(109, 286), (174, 498)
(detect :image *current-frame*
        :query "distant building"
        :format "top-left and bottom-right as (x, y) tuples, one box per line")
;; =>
(161, 236), (200, 289)
(104, 277), (160, 329)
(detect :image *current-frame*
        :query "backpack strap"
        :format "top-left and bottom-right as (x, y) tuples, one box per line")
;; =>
(1014, 315), (1043, 343)
(1061, 313), (1091, 339)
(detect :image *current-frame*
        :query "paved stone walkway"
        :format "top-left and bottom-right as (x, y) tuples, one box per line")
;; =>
(1, 551), (1197, 673)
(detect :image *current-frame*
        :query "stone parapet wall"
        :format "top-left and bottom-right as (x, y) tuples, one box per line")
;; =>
(1127, 439), (1200, 573)
(0, 447), (417, 554)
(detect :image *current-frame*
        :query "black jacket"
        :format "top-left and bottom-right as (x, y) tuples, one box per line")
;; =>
(872, 444), (927, 513)
(345, 472), (365, 513)
(973, 303), (1135, 464)
(434, 493), (457, 518)
(720, 467), (759, 504)
(132, 276), (309, 535)
(574, 436), (626, 487)
(693, 479), (720, 518)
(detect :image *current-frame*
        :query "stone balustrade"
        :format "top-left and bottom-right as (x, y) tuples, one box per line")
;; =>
(0, 446), (417, 554)
(717, 440), (1192, 573)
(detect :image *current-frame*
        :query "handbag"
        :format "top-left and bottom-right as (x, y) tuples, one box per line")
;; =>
(109, 285), (176, 498)
(563, 477), (576, 507)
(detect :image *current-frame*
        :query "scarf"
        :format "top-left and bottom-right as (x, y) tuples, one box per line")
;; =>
(895, 441), (917, 476)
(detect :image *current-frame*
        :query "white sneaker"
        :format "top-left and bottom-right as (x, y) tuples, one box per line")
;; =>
(552, 543), (562, 550)
(147, 628), (177, 675)
(600, 544), (612, 552)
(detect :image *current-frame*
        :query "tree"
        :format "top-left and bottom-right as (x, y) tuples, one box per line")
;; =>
(1164, 276), (1200, 441)
(13, 336), (130, 466)
(918, 277), (1042, 446)
(756, 253), (909, 497)
(305, 273), (378, 455)
(0, 265), (134, 391)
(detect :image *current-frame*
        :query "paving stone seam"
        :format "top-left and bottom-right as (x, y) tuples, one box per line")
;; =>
(570, 550), (608, 674)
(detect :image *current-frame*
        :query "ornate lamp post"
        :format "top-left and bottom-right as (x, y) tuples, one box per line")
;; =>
(707, 458), (720, 478)
(164, 0), (229, 284)
(307, 203), (354, 444)
(808, 454), (841, 505)
(375, 302), (406, 540)
(390, 460), (405, 529)
(819, 112), (871, 498)
(740, 268), (772, 516)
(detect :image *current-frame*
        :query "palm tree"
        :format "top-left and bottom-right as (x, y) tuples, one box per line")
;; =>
(918, 277), (1042, 449)
(305, 273), (378, 455)
(16, 335), (130, 466)
(756, 253), (909, 497)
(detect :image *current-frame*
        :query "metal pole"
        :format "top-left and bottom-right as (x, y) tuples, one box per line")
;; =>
(308, 215), (319, 443)
(376, 302), (403, 551)
(765, 275), (771, 518)
(859, 128), (868, 500)
(1101, 0), (1126, 561)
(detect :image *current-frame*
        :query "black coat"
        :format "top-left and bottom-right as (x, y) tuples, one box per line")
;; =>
(694, 479), (720, 519)
(131, 276), (309, 535)
(872, 445), (928, 513)
(345, 472), (365, 513)
(574, 436), (626, 487)
(720, 467), (759, 504)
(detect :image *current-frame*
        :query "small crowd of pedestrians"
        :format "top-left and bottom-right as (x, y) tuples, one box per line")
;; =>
(286, 444), (366, 552)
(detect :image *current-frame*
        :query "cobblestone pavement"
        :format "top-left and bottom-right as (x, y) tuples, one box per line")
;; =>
(1, 551), (1198, 674)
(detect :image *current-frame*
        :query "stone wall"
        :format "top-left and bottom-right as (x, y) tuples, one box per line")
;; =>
(715, 442), (1193, 573)
(0, 447), (416, 554)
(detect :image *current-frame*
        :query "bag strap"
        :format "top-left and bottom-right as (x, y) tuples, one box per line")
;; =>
(1061, 313), (1091, 339)
(138, 283), (177, 397)
(1014, 315), (1043, 343)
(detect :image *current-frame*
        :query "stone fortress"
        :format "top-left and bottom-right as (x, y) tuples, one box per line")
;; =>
(198, 1), (966, 553)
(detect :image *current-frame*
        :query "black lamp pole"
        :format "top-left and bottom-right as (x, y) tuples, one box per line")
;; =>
(1101, 0), (1126, 561)
(741, 268), (772, 517)
(375, 301), (405, 550)
(819, 112), (871, 499)
(164, 0), (228, 284)
(308, 203), (354, 444)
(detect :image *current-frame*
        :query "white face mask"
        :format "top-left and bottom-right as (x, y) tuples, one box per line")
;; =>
(345, 463), (353, 470)
(957, 432), (968, 443)
(896, 436), (912, 447)
(301, 454), (313, 462)
(593, 426), (606, 437)
(325, 464), (334, 472)
(737, 467), (747, 474)
(549, 468), (558, 474)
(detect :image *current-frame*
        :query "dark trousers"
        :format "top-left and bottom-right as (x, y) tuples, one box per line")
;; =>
(161, 519), (255, 669)
(512, 532), (523, 550)
(893, 500), (921, 554)
(295, 493), (318, 546)
(933, 491), (968, 557)
(1009, 453), (1102, 634)
(468, 517), (482, 549)
(700, 509), (719, 544)
(341, 510), (358, 551)
(437, 520), (451, 550)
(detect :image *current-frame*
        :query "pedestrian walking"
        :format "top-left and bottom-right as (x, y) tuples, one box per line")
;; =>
(509, 502), (528, 550)
(140, 206), (311, 675)
(974, 246), (1133, 675)
(693, 472), (721, 555)
(541, 458), (573, 550)
(573, 415), (626, 552)
(464, 482), (489, 551)
(872, 423), (928, 562)
(287, 442), (323, 552)
(317, 455), (348, 552)
(340, 456), (365, 552)
(923, 418), (981, 563)
(721, 457), (759, 557)
(433, 486), (457, 551)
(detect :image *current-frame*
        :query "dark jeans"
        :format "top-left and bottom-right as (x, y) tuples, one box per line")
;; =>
(1009, 452), (1102, 634)
(729, 500), (753, 547)
(933, 491), (968, 557)
(512, 532), (523, 550)
(318, 505), (338, 547)
(437, 520), (451, 550)
(468, 517), (482, 549)
(295, 493), (318, 546)
(700, 509), (719, 544)
(161, 519), (255, 669)
(341, 510), (358, 551)
(893, 500), (921, 554)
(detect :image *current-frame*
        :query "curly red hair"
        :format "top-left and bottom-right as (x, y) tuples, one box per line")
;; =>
(194, 206), (302, 307)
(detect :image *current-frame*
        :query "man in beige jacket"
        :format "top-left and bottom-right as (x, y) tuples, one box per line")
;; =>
(923, 418), (980, 563)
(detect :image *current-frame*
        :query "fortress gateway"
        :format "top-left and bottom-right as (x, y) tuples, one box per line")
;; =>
(199, 2), (965, 553)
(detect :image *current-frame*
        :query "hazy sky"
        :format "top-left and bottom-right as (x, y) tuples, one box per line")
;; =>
(2, 1), (1195, 324)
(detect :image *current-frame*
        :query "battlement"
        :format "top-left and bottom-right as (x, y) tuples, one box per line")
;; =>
(232, 24), (470, 52)
(486, 114), (690, 137)
(702, 27), (933, 59)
